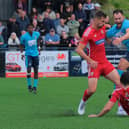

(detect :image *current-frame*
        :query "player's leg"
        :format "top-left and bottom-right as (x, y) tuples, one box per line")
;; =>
(78, 78), (98, 115)
(25, 56), (33, 92)
(32, 56), (39, 94)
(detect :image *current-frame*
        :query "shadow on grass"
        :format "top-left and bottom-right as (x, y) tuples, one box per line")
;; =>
(32, 109), (80, 119)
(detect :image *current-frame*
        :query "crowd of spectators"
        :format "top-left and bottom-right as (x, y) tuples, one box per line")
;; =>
(0, 0), (103, 50)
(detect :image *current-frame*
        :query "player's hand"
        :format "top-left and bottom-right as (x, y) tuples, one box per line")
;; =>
(89, 60), (98, 69)
(88, 114), (98, 118)
(112, 38), (122, 45)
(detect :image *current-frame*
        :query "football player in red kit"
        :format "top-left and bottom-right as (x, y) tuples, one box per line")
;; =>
(76, 11), (122, 115)
(89, 71), (129, 117)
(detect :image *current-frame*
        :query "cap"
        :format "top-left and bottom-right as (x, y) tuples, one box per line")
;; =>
(94, 3), (101, 8)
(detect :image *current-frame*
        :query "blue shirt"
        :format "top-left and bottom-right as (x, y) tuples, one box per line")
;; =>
(20, 31), (40, 56)
(45, 33), (60, 42)
(106, 19), (129, 51)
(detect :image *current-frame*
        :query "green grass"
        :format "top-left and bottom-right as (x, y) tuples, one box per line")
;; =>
(0, 77), (129, 129)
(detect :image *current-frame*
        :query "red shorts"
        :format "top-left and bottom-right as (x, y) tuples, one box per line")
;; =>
(88, 60), (115, 78)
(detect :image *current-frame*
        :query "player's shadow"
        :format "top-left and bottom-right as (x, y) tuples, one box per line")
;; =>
(53, 109), (78, 117)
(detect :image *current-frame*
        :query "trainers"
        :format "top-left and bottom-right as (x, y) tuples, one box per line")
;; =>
(32, 87), (37, 94)
(78, 99), (86, 115)
(117, 106), (128, 116)
(28, 86), (33, 92)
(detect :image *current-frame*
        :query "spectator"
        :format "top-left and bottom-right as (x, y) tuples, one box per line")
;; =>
(69, 33), (80, 48)
(0, 32), (5, 48)
(61, 5), (73, 22)
(13, 7), (23, 20)
(30, 7), (39, 22)
(0, 21), (8, 43)
(42, 6), (56, 20)
(75, 2), (87, 36)
(32, 19), (39, 31)
(59, 31), (70, 48)
(37, 14), (46, 36)
(7, 16), (20, 37)
(83, 0), (95, 23)
(57, 18), (69, 36)
(94, 3), (101, 10)
(67, 14), (80, 37)
(8, 32), (20, 48)
(60, 0), (74, 13)
(105, 15), (111, 30)
(16, 10), (30, 32)
(53, 12), (61, 31)
(14, 0), (27, 11)
(45, 28), (60, 48)
(43, 12), (55, 33)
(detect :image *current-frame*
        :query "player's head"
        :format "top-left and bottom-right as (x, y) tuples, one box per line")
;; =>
(120, 72), (129, 87)
(92, 11), (107, 29)
(113, 9), (124, 28)
(27, 24), (34, 33)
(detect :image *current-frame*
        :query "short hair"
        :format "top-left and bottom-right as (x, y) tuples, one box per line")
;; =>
(120, 72), (129, 86)
(113, 9), (124, 15)
(93, 11), (107, 19)
(27, 24), (34, 28)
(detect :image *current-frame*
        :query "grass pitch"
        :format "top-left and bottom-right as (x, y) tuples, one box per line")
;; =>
(0, 77), (129, 129)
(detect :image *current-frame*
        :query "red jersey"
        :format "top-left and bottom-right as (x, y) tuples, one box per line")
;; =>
(80, 25), (107, 63)
(110, 87), (129, 115)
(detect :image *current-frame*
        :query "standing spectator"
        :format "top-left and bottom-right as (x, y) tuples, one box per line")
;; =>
(16, 10), (30, 33)
(14, 0), (27, 11)
(61, 5), (73, 22)
(67, 14), (80, 37)
(83, 0), (95, 24)
(57, 18), (69, 36)
(45, 28), (60, 48)
(43, 12), (55, 33)
(13, 7), (23, 20)
(7, 16), (20, 37)
(37, 14), (46, 36)
(75, 3), (87, 36)
(30, 7), (39, 22)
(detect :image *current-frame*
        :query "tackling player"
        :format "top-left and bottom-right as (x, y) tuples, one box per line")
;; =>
(76, 11), (122, 115)
(20, 24), (40, 94)
(88, 71), (129, 117)
(106, 9), (129, 115)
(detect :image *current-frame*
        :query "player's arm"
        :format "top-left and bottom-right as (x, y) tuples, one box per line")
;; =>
(20, 35), (25, 60)
(88, 101), (115, 117)
(113, 28), (129, 45)
(76, 43), (98, 69)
